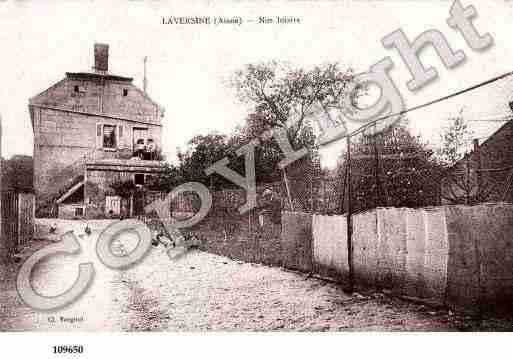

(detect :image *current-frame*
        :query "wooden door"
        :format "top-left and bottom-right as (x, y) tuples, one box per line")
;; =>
(105, 195), (121, 216)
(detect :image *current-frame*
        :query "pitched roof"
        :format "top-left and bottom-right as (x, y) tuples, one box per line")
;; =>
(65, 72), (133, 82)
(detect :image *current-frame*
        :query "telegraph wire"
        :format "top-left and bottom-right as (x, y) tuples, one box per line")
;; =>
(350, 70), (513, 137)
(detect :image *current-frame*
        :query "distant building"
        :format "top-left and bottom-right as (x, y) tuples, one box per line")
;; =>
(441, 118), (513, 205)
(29, 44), (167, 218)
(0, 115), (5, 262)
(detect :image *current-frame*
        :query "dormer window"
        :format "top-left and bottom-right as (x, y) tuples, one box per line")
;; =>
(123, 89), (128, 97)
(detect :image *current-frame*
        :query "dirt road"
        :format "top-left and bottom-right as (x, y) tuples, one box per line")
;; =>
(1, 221), (512, 331)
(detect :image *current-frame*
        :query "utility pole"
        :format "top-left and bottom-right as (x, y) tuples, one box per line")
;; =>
(466, 156), (471, 205)
(143, 56), (148, 95)
(474, 138), (481, 200)
(346, 136), (354, 293)
(323, 178), (327, 213)
(374, 127), (382, 208)
(310, 173), (314, 212)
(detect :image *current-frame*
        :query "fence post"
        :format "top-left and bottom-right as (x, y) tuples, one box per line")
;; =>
(17, 193), (21, 248)
(32, 194), (36, 241)
(346, 136), (354, 293)
(0, 192), (4, 264)
(310, 175), (314, 213)
(322, 178), (326, 214)
(374, 131), (382, 208)
(282, 169), (293, 211)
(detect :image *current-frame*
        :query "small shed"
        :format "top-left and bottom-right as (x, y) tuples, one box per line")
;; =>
(56, 180), (85, 219)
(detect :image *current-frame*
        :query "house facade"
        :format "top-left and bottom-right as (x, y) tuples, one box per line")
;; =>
(0, 116), (4, 262)
(441, 117), (513, 205)
(29, 44), (167, 218)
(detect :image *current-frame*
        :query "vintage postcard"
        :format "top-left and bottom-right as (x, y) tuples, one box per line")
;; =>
(0, 0), (512, 356)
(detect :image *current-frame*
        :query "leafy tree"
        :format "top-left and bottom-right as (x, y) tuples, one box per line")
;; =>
(152, 62), (354, 209)
(145, 163), (183, 192)
(2, 155), (34, 193)
(177, 133), (232, 190)
(231, 62), (351, 210)
(437, 110), (474, 166)
(231, 61), (353, 148)
(229, 111), (318, 184)
(336, 120), (443, 212)
(109, 179), (140, 199)
(437, 112), (491, 204)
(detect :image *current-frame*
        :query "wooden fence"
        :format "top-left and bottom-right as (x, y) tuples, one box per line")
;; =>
(1, 192), (35, 255)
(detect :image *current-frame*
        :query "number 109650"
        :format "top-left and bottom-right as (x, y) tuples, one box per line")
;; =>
(53, 345), (84, 354)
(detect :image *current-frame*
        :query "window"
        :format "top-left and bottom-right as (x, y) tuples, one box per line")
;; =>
(103, 124), (117, 148)
(123, 89), (128, 97)
(134, 173), (145, 186)
(97, 123), (122, 150)
(74, 85), (79, 92)
(75, 207), (84, 216)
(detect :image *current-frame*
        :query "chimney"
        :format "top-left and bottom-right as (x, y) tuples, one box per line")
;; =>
(473, 138), (480, 153)
(93, 43), (109, 73)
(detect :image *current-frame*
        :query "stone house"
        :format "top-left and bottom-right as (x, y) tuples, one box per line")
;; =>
(441, 117), (513, 204)
(29, 44), (167, 218)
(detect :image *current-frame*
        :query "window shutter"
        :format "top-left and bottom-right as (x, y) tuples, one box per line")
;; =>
(117, 125), (124, 149)
(96, 123), (103, 149)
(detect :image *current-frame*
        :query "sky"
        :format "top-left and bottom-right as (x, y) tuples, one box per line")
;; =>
(0, 0), (512, 168)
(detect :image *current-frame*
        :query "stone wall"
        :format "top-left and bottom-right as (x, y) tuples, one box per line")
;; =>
(352, 210), (379, 287)
(310, 207), (450, 303)
(445, 203), (513, 313)
(312, 214), (348, 280)
(304, 207), (450, 299)
(280, 212), (313, 272)
(308, 203), (513, 313)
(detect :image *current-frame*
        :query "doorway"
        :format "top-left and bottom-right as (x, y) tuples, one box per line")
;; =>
(132, 127), (148, 153)
(105, 195), (121, 216)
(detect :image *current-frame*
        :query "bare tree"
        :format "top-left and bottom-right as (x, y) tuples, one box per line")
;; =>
(438, 112), (493, 204)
